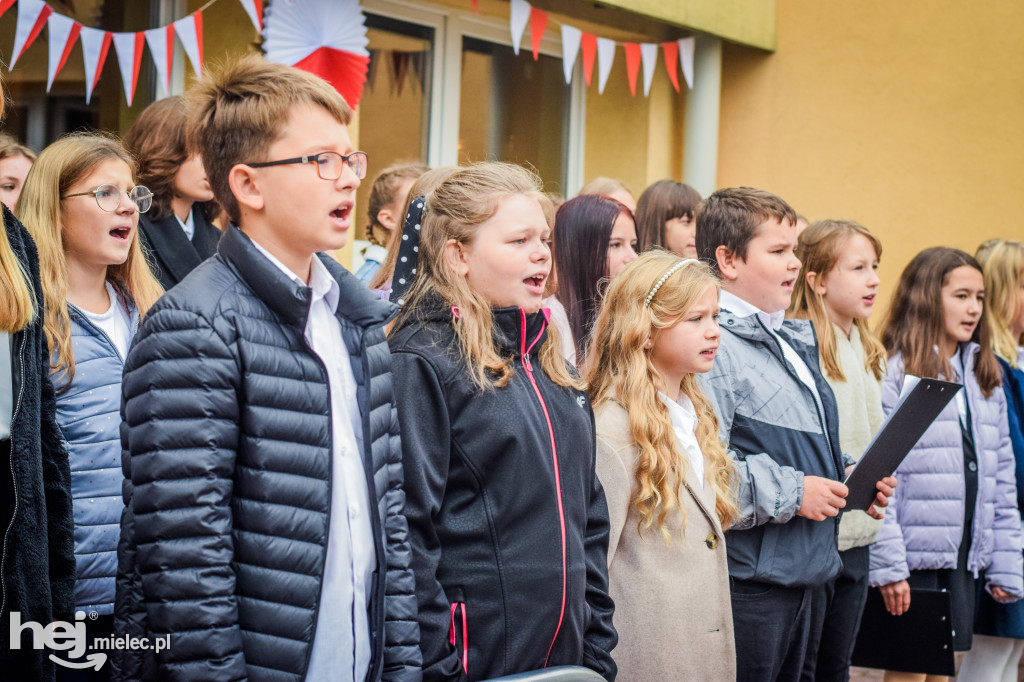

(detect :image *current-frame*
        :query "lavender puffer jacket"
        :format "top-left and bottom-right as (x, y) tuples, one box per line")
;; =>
(868, 345), (1024, 598)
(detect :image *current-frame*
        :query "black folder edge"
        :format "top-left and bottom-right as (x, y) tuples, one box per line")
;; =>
(845, 377), (961, 511)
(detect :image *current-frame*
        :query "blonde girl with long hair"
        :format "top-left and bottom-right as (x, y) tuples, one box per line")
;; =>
(959, 239), (1024, 682)
(787, 219), (892, 681)
(584, 250), (737, 681)
(388, 162), (616, 681)
(17, 132), (162, 676)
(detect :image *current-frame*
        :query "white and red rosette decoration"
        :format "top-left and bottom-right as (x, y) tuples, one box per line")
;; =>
(262, 0), (370, 111)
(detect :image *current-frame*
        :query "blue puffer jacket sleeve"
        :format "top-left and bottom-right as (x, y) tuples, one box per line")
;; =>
(121, 307), (246, 681)
(985, 386), (1024, 598)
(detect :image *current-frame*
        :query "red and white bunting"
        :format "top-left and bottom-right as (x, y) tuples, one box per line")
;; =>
(640, 43), (657, 96)
(509, 0), (530, 56)
(0, 0), (16, 20)
(239, 0), (263, 32)
(529, 7), (547, 60)
(580, 33), (596, 86)
(46, 12), (81, 91)
(560, 24), (581, 85)
(144, 25), (175, 96)
(174, 11), (204, 77)
(662, 40), (679, 92)
(623, 43), (641, 96)
(112, 31), (145, 105)
(10, 0), (52, 67)
(79, 26), (112, 104)
(596, 37), (615, 94)
(678, 37), (695, 90)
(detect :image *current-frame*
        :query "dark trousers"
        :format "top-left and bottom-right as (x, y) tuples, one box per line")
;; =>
(732, 578), (830, 682)
(814, 546), (870, 682)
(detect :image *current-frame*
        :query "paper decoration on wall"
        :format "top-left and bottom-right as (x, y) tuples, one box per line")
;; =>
(112, 31), (145, 105)
(11, 0), (52, 67)
(239, 0), (263, 32)
(79, 26), (111, 104)
(174, 12), (204, 77)
(46, 11), (81, 91)
(509, 0), (697, 96)
(144, 25), (175, 96)
(263, 0), (370, 110)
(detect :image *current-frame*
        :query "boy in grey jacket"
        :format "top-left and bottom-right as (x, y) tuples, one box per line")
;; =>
(695, 188), (893, 682)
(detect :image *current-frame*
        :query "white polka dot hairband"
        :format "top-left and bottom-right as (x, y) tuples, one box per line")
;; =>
(644, 258), (697, 307)
(389, 195), (426, 307)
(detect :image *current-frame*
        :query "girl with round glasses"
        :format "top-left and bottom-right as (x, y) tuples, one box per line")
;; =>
(16, 132), (163, 677)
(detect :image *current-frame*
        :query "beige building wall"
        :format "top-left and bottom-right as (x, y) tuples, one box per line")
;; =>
(718, 0), (1024, 313)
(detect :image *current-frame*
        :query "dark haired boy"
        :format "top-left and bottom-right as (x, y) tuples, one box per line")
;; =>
(696, 187), (892, 681)
(113, 56), (420, 681)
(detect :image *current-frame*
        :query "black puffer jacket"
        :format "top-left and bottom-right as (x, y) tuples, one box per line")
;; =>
(389, 302), (617, 681)
(112, 226), (421, 681)
(0, 205), (76, 682)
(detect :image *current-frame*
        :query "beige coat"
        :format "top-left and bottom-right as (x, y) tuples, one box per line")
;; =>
(595, 401), (736, 682)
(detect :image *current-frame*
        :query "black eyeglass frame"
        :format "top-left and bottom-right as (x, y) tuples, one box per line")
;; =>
(246, 151), (368, 180)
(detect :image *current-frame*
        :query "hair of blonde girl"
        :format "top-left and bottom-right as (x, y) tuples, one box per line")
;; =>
(16, 132), (164, 389)
(584, 250), (738, 540)
(788, 219), (886, 381)
(391, 161), (580, 392)
(976, 238), (1024, 368)
(0, 77), (36, 334)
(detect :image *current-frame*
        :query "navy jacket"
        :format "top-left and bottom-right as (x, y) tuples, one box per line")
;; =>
(389, 301), (617, 681)
(112, 226), (421, 682)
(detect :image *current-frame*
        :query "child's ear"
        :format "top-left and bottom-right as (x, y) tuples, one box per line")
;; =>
(378, 207), (399, 232)
(229, 163), (265, 213)
(443, 238), (470, 276)
(715, 245), (740, 282)
(806, 271), (826, 295)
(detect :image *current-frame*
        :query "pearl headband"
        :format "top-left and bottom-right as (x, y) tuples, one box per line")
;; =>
(644, 258), (697, 307)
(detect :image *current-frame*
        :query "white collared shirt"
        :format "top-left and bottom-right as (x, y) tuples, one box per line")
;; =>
(175, 208), (195, 241)
(251, 241), (376, 682)
(659, 392), (706, 488)
(719, 290), (830, 446)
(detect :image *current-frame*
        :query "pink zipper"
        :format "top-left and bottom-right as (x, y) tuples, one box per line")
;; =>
(519, 308), (568, 668)
(449, 602), (468, 673)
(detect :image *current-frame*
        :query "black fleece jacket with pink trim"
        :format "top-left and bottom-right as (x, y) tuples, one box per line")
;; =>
(389, 302), (617, 682)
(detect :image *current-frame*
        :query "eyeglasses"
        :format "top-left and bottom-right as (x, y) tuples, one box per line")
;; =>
(62, 184), (153, 214)
(246, 151), (368, 181)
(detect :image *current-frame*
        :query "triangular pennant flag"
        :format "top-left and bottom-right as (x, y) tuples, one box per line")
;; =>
(678, 37), (695, 89)
(640, 43), (657, 96)
(624, 43), (641, 96)
(661, 40), (679, 92)
(509, 0), (530, 56)
(144, 25), (175, 96)
(580, 33), (596, 86)
(410, 51), (426, 93)
(596, 37), (615, 94)
(366, 49), (380, 92)
(529, 7), (547, 60)
(11, 0), (53, 67)
(239, 0), (263, 32)
(46, 13), (82, 92)
(560, 25), (581, 84)
(79, 27), (112, 104)
(174, 11), (204, 76)
(112, 32), (146, 105)
(0, 0), (17, 20)
(392, 51), (409, 97)
(471, 0), (479, 11)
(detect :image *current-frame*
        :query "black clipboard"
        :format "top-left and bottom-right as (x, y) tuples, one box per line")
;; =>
(845, 377), (960, 511)
(850, 587), (955, 676)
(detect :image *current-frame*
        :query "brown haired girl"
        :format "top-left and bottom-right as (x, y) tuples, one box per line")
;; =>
(633, 179), (703, 256)
(389, 162), (616, 680)
(357, 161), (426, 285)
(585, 251), (737, 681)
(122, 95), (219, 291)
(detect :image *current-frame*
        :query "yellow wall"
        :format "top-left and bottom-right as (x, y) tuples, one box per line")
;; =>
(598, 0), (776, 50)
(718, 0), (1024, 314)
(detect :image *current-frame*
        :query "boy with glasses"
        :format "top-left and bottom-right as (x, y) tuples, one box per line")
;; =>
(113, 56), (420, 682)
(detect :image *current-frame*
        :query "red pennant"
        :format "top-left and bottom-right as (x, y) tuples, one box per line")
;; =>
(624, 42), (641, 96)
(529, 7), (547, 60)
(0, 0), (16, 19)
(55, 22), (83, 79)
(661, 41), (679, 92)
(128, 32), (145, 102)
(471, 0), (479, 11)
(580, 33), (597, 86)
(194, 10), (205, 69)
(92, 32), (113, 91)
(19, 4), (53, 62)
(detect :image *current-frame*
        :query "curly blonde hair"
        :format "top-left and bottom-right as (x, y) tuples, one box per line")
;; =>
(584, 250), (738, 540)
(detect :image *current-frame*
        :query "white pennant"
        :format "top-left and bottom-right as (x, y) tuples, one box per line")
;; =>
(509, 0), (530, 56)
(10, 0), (50, 67)
(560, 25), (581, 85)
(239, 0), (261, 32)
(678, 37), (695, 89)
(640, 43), (657, 96)
(79, 27), (110, 104)
(174, 14), (202, 76)
(596, 37), (615, 94)
(112, 32), (143, 105)
(46, 13), (78, 92)
(144, 26), (172, 96)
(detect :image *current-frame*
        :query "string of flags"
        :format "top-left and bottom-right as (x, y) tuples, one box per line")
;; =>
(508, 0), (695, 97)
(2, 0), (267, 105)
